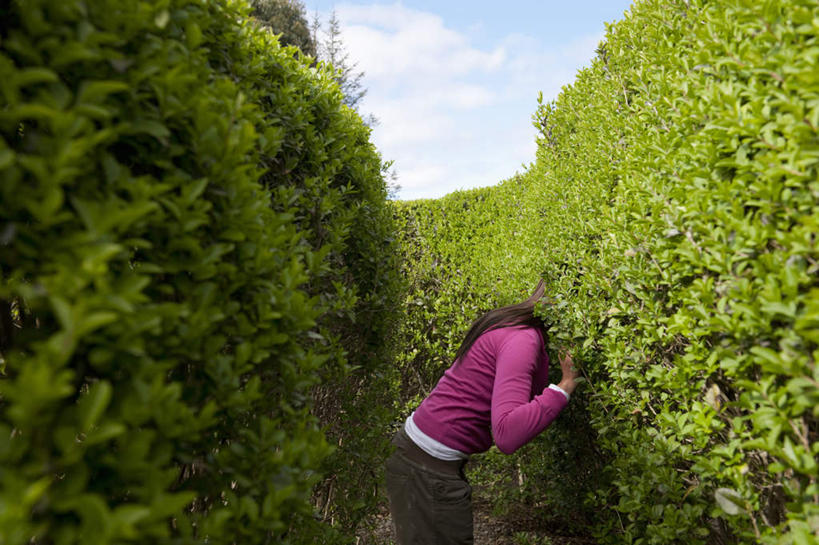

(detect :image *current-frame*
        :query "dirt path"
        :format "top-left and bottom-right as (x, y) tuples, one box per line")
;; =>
(357, 498), (598, 545)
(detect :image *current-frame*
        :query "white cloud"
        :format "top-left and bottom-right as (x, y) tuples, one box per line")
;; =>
(320, 3), (604, 200)
(498, 30), (605, 103)
(397, 164), (449, 192)
(437, 84), (495, 109)
(338, 5), (505, 77)
(368, 100), (453, 146)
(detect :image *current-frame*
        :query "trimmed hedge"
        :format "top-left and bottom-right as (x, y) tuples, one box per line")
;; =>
(0, 0), (400, 543)
(394, 0), (818, 542)
(532, 0), (819, 542)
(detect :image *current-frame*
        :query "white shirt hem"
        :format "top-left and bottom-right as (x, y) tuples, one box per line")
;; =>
(404, 412), (468, 461)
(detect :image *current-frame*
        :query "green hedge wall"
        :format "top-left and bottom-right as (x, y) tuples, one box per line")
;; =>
(0, 0), (400, 543)
(394, 0), (818, 543)
(532, 0), (819, 542)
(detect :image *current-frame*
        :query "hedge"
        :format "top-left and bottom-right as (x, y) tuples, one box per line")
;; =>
(394, 0), (818, 542)
(0, 0), (400, 543)
(536, 0), (819, 542)
(3, 0), (817, 543)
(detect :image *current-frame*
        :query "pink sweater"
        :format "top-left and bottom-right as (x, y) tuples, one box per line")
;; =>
(412, 325), (568, 455)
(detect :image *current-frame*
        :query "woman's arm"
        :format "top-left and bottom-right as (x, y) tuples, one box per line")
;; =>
(490, 329), (569, 454)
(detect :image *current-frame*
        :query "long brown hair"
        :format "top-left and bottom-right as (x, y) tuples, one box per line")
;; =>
(452, 279), (548, 364)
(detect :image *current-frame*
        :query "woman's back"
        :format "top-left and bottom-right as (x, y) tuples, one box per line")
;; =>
(385, 280), (581, 544)
(412, 325), (566, 455)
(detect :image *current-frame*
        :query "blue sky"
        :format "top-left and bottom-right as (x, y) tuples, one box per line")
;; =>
(302, 1), (634, 200)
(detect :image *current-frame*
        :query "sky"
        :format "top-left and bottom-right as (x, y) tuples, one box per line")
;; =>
(302, 1), (634, 200)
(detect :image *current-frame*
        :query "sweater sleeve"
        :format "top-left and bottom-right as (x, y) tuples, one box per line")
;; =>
(490, 328), (569, 454)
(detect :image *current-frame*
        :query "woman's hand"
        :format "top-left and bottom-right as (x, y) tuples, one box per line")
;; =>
(557, 349), (581, 396)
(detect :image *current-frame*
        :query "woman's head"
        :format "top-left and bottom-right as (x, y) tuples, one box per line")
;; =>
(452, 279), (547, 365)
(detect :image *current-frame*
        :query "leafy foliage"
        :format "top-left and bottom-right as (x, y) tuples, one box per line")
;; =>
(315, 10), (368, 112)
(0, 0), (400, 543)
(394, 0), (818, 542)
(534, 1), (819, 541)
(249, 0), (315, 57)
(2, 0), (817, 543)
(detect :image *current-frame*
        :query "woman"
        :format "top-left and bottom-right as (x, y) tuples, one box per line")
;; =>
(385, 279), (580, 544)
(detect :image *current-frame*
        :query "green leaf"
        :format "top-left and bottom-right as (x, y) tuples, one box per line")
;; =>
(125, 119), (170, 142)
(112, 504), (151, 532)
(22, 477), (52, 508)
(154, 10), (170, 29)
(76, 80), (130, 104)
(0, 148), (15, 169)
(85, 422), (126, 445)
(14, 67), (59, 88)
(77, 381), (113, 432)
(77, 311), (118, 337)
(185, 21), (202, 49)
(714, 488), (744, 515)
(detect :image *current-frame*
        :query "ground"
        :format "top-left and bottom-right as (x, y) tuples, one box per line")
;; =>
(357, 494), (598, 545)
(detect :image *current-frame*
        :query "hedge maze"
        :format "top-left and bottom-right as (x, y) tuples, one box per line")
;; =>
(1, 0), (817, 544)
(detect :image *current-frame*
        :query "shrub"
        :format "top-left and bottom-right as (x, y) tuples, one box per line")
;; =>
(531, 0), (819, 542)
(0, 0), (400, 543)
(394, 0), (818, 542)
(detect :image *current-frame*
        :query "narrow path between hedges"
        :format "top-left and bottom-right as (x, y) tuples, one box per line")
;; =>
(358, 497), (599, 545)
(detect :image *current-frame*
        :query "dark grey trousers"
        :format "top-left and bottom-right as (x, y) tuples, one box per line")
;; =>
(385, 429), (473, 544)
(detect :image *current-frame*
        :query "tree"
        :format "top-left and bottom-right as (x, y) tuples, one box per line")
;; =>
(249, 3), (367, 116)
(317, 10), (367, 111)
(249, 0), (315, 58)
(251, 4), (394, 191)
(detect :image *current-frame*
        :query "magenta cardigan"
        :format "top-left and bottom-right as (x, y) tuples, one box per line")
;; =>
(412, 325), (568, 455)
